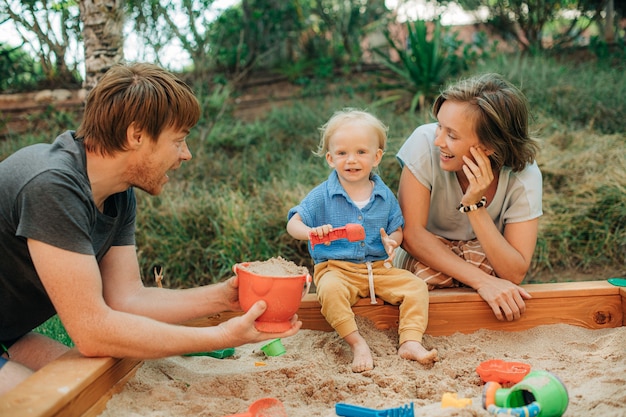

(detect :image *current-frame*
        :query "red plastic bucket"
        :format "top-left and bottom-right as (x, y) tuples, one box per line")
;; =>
(234, 263), (311, 332)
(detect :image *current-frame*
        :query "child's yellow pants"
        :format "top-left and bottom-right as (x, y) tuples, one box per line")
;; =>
(313, 259), (429, 345)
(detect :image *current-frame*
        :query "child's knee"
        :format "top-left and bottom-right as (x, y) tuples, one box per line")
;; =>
(315, 271), (345, 294)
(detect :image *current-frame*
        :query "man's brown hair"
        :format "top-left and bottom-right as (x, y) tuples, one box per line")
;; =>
(76, 63), (200, 156)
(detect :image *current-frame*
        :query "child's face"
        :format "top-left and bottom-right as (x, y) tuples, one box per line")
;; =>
(325, 121), (383, 185)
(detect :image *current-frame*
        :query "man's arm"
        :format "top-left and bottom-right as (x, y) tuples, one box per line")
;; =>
(99, 245), (238, 322)
(27, 239), (300, 359)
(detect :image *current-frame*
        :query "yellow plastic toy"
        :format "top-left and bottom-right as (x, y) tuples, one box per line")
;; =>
(441, 392), (472, 408)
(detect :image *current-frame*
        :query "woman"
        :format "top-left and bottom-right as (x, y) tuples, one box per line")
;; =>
(394, 73), (542, 322)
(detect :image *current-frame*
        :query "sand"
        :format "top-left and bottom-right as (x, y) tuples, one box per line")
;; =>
(98, 318), (626, 417)
(240, 256), (309, 277)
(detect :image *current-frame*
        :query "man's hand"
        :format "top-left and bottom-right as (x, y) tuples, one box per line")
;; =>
(220, 275), (241, 311)
(218, 300), (302, 346)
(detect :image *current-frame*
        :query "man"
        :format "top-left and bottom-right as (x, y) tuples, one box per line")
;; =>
(0, 63), (301, 395)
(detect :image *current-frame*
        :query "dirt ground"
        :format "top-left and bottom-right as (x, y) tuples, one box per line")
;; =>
(0, 70), (381, 137)
(0, 88), (86, 139)
(0, 78), (288, 138)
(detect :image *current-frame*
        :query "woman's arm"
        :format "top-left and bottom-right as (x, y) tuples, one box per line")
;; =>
(467, 211), (538, 284)
(398, 167), (530, 321)
(398, 167), (482, 284)
(459, 146), (538, 284)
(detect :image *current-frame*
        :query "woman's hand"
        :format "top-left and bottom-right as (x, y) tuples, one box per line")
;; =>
(474, 275), (532, 321)
(461, 146), (494, 205)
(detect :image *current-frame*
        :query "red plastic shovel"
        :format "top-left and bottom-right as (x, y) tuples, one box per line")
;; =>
(222, 398), (287, 417)
(309, 223), (365, 249)
(476, 359), (531, 384)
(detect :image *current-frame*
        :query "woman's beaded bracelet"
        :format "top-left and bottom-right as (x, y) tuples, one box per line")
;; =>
(457, 196), (487, 213)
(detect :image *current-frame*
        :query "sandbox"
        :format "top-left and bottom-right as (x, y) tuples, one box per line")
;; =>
(0, 280), (624, 416)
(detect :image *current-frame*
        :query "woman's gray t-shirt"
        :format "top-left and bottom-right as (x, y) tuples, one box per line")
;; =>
(396, 123), (542, 241)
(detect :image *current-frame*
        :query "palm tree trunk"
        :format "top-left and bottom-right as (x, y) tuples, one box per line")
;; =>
(79, 0), (125, 90)
(605, 0), (615, 43)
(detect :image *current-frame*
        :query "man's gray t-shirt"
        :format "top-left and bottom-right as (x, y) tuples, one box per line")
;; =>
(396, 123), (542, 241)
(0, 131), (136, 340)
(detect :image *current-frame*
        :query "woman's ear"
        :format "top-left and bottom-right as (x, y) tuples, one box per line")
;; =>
(479, 145), (495, 156)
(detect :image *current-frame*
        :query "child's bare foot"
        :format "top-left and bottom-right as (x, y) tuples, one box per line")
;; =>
(351, 341), (374, 373)
(344, 331), (374, 373)
(398, 341), (438, 365)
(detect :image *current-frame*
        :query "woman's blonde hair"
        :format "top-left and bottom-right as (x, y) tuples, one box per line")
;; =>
(314, 108), (388, 157)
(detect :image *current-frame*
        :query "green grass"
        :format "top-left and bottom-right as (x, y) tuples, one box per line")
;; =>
(3, 53), (624, 343)
(34, 316), (73, 347)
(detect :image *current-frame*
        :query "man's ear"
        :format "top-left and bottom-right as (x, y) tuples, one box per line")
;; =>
(126, 122), (144, 150)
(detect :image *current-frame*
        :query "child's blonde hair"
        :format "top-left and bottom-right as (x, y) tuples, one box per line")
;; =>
(314, 108), (388, 157)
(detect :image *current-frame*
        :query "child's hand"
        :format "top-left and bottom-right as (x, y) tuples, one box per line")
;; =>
(309, 224), (333, 245)
(380, 228), (398, 267)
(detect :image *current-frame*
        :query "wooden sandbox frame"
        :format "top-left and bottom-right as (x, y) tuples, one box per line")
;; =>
(1, 280), (624, 417)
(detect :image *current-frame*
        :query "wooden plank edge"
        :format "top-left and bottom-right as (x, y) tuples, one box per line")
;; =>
(188, 280), (624, 334)
(425, 293), (621, 335)
(620, 286), (626, 326)
(0, 350), (141, 417)
(420, 280), (620, 304)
